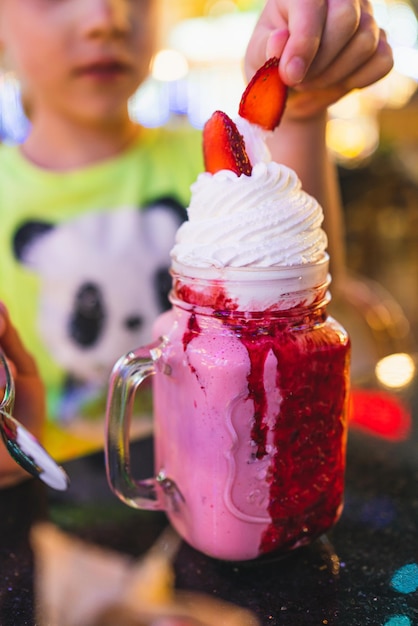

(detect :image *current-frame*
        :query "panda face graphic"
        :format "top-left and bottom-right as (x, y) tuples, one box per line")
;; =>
(69, 281), (144, 347)
(14, 200), (186, 384)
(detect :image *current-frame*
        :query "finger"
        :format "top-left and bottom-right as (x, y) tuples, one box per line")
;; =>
(13, 376), (46, 440)
(303, 29), (392, 92)
(278, 0), (328, 85)
(342, 33), (394, 91)
(306, 1), (378, 83)
(245, 0), (328, 84)
(284, 31), (393, 121)
(303, 0), (363, 81)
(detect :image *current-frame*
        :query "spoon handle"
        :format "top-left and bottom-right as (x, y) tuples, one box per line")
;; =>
(0, 352), (69, 490)
(0, 350), (15, 414)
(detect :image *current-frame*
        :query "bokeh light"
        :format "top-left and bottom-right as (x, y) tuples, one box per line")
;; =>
(375, 353), (416, 388)
(151, 49), (189, 82)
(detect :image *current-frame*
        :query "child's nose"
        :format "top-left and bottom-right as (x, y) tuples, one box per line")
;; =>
(81, 0), (130, 38)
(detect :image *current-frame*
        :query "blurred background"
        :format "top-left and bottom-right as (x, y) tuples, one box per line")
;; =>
(1, 0), (418, 389)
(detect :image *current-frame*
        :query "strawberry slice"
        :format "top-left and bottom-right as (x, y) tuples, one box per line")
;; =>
(203, 110), (252, 177)
(239, 57), (287, 130)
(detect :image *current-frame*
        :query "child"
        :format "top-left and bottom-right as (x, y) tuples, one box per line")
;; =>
(0, 0), (393, 425)
(0, 0), (203, 423)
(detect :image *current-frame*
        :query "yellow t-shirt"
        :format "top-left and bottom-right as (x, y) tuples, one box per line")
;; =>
(0, 125), (203, 422)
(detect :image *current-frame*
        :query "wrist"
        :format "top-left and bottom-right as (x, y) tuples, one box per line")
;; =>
(267, 111), (327, 165)
(279, 109), (328, 134)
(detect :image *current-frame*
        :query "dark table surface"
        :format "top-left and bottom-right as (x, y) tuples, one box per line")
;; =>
(1, 366), (418, 626)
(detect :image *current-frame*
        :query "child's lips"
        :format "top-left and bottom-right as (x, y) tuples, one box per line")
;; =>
(75, 59), (131, 80)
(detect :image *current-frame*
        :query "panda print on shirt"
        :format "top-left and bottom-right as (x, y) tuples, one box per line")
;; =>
(13, 198), (186, 402)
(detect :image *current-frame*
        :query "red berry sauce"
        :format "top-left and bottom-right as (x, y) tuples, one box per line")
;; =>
(179, 282), (350, 557)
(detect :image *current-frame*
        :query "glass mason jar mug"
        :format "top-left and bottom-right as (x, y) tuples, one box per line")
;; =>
(105, 255), (351, 562)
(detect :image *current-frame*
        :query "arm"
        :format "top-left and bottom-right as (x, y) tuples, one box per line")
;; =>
(245, 0), (393, 279)
(267, 113), (347, 282)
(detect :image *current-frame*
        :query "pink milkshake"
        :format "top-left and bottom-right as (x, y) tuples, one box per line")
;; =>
(150, 160), (350, 561)
(105, 58), (350, 562)
(105, 161), (350, 562)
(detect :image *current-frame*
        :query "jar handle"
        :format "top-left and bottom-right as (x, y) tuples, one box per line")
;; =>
(105, 339), (182, 511)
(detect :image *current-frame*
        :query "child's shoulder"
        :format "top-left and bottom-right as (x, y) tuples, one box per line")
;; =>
(89, 122), (203, 187)
(133, 122), (204, 203)
(0, 142), (23, 167)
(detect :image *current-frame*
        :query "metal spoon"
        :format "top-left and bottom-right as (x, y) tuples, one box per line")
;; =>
(0, 353), (69, 490)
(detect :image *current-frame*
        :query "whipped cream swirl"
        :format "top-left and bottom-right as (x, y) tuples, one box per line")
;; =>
(171, 161), (327, 268)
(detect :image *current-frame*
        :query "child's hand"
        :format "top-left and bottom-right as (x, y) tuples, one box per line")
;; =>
(245, 0), (394, 120)
(0, 303), (46, 482)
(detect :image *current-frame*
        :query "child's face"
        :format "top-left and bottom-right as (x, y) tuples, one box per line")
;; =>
(0, 0), (160, 127)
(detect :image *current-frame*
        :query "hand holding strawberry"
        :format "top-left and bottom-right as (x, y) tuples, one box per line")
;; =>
(244, 0), (393, 121)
